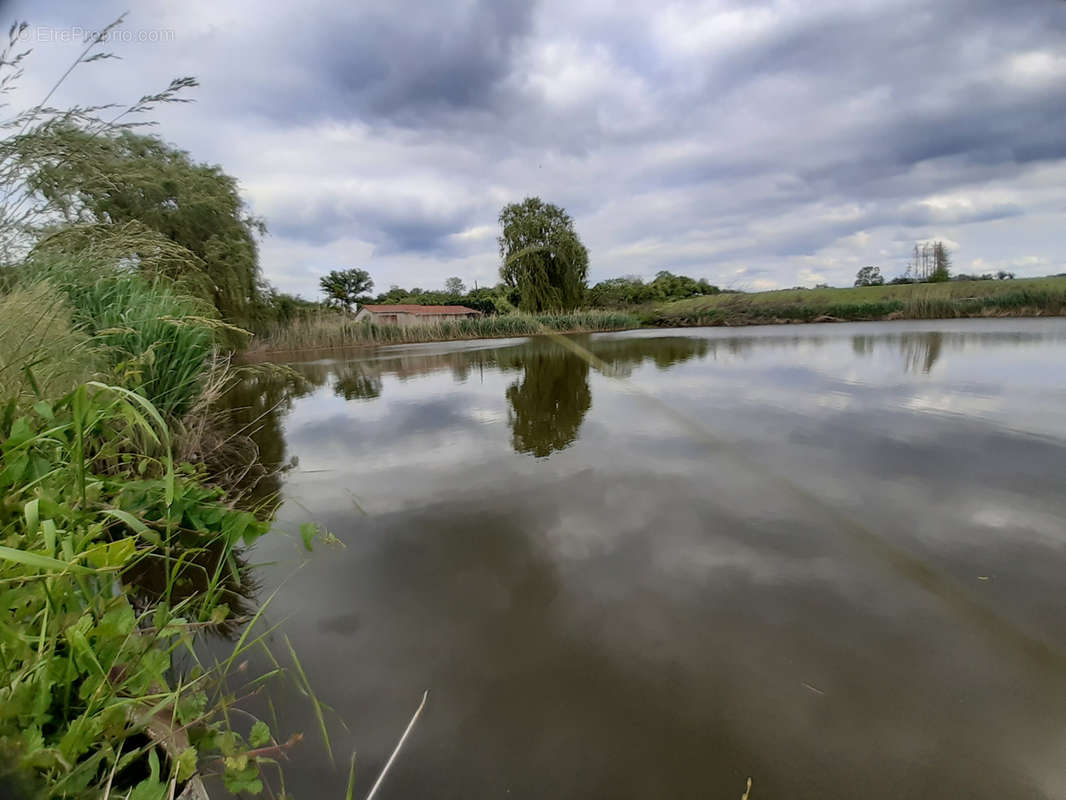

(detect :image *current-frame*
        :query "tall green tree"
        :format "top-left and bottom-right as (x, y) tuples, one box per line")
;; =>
(444, 276), (465, 295)
(14, 126), (265, 325)
(498, 197), (589, 312)
(320, 268), (373, 311)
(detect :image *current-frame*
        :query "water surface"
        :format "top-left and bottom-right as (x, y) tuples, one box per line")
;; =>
(246, 319), (1066, 799)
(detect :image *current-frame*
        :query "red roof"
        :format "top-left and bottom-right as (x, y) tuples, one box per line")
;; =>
(361, 304), (481, 315)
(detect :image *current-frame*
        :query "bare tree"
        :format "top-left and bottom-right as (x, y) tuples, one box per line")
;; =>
(931, 241), (951, 282)
(908, 241), (951, 282)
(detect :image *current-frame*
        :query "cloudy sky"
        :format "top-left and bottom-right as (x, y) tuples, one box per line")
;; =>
(6, 0), (1066, 297)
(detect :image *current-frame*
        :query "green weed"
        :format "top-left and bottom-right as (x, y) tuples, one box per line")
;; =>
(0, 383), (305, 798)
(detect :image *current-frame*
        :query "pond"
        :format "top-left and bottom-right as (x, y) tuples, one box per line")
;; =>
(242, 318), (1066, 799)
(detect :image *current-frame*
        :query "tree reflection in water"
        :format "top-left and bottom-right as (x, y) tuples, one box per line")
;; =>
(900, 331), (943, 374)
(500, 335), (710, 456)
(333, 364), (383, 401)
(506, 349), (591, 458)
(850, 332), (945, 374)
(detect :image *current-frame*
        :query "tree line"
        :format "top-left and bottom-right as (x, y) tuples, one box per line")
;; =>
(855, 242), (1017, 287)
(316, 196), (720, 316)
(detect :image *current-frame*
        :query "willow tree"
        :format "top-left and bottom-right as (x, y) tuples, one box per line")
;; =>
(498, 197), (588, 312)
(12, 125), (264, 325)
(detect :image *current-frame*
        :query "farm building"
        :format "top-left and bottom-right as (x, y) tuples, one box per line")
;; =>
(354, 304), (483, 326)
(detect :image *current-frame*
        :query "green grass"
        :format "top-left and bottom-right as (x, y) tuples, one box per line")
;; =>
(249, 309), (642, 354)
(0, 382), (308, 798)
(653, 277), (1066, 327)
(8, 260), (232, 420)
(0, 263), (322, 797)
(0, 283), (96, 408)
(0, 43), (335, 796)
(61, 274), (223, 419)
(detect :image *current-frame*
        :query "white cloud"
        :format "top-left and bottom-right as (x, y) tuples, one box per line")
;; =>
(1004, 50), (1066, 90)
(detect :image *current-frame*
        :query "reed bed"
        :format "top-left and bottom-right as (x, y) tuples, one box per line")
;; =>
(248, 309), (642, 355)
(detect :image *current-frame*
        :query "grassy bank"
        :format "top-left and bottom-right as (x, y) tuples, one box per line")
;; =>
(248, 309), (641, 355)
(0, 32), (342, 798)
(0, 268), (319, 797)
(651, 277), (1066, 327)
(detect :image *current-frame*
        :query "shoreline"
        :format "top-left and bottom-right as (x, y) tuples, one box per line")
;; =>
(242, 323), (639, 360)
(244, 306), (1064, 360)
(245, 278), (1066, 359)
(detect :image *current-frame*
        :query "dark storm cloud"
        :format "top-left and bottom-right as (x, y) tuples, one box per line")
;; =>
(251, 0), (537, 123)
(267, 192), (479, 255)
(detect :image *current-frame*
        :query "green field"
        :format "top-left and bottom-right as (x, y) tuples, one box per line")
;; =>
(652, 277), (1066, 327)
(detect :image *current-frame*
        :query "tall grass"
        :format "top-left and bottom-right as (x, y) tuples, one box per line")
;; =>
(0, 260), (325, 798)
(0, 282), (96, 406)
(14, 255), (235, 419)
(249, 309), (641, 354)
(62, 274), (222, 418)
(901, 288), (1066, 319)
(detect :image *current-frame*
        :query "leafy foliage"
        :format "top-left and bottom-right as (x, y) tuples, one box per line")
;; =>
(0, 19), (199, 266)
(0, 385), (292, 798)
(930, 242), (951, 283)
(9, 125), (265, 326)
(498, 197), (589, 312)
(320, 268), (373, 312)
(253, 286), (322, 330)
(588, 271), (719, 307)
(854, 266), (884, 287)
(370, 283), (507, 315)
(0, 24), (327, 798)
